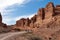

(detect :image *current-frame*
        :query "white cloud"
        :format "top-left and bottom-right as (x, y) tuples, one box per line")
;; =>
(0, 0), (31, 25)
(2, 13), (35, 25)
(0, 0), (29, 9)
(15, 13), (35, 21)
(0, 0), (31, 14)
(1, 0), (45, 25)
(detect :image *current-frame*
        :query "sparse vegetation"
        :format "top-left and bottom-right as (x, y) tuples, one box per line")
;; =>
(6, 33), (44, 40)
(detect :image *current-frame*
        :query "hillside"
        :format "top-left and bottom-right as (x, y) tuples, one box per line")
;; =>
(12, 2), (60, 40)
(0, 2), (60, 40)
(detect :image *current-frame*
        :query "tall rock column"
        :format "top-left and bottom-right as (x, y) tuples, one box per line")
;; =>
(0, 13), (2, 23)
(36, 8), (45, 25)
(0, 13), (2, 26)
(45, 2), (55, 19)
(16, 18), (26, 27)
(30, 15), (37, 28)
(25, 18), (30, 26)
(55, 5), (60, 14)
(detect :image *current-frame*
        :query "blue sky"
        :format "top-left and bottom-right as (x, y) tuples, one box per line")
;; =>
(0, 0), (60, 25)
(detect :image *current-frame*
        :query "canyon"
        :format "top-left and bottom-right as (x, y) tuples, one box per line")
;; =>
(0, 2), (60, 40)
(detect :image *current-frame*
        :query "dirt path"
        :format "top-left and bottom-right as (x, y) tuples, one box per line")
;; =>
(0, 31), (27, 40)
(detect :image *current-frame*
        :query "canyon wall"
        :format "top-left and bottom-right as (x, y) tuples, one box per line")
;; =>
(15, 2), (59, 28)
(14, 2), (60, 38)
(0, 2), (60, 40)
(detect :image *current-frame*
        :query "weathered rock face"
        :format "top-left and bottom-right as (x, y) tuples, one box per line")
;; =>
(45, 2), (55, 19)
(25, 18), (31, 26)
(31, 15), (37, 23)
(2, 23), (7, 28)
(0, 13), (2, 25)
(0, 13), (12, 33)
(37, 8), (45, 20)
(36, 8), (45, 25)
(29, 15), (37, 27)
(55, 5), (60, 15)
(15, 2), (60, 28)
(4, 2), (60, 40)
(16, 18), (26, 27)
(16, 15), (37, 28)
(0, 13), (7, 27)
(15, 2), (60, 39)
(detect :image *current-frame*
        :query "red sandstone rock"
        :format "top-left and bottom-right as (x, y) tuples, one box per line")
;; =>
(16, 18), (26, 27)
(25, 18), (31, 26)
(55, 5), (60, 15)
(56, 5), (60, 7)
(30, 15), (37, 23)
(13, 2), (60, 40)
(45, 2), (55, 19)
(0, 13), (13, 32)
(37, 8), (45, 20)
(0, 13), (2, 24)
(15, 2), (60, 28)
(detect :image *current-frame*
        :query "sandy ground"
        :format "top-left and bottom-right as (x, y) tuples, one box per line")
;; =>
(0, 31), (28, 40)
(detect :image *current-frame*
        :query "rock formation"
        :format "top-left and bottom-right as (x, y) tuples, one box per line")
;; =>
(16, 18), (27, 27)
(0, 13), (2, 25)
(0, 13), (7, 27)
(25, 18), (30, 26)
(0, 2), (60, 40)
(15, 2), (57, 28)
(0, 13), (13, 33)
(13, 2), (60, 40)
(0, 13), (2, 22)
